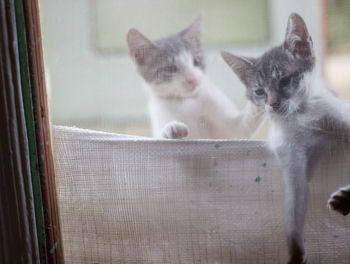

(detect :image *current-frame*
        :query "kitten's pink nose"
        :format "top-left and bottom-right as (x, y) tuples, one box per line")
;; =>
(187, 77), (198, 87)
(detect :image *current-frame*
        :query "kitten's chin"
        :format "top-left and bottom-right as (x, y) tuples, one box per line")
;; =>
(176, 85), (199, 98)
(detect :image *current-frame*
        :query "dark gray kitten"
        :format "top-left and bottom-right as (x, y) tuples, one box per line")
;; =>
(222, 13), (350, 264)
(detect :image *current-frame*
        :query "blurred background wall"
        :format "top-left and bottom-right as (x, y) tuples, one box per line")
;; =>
(39, 0), (349, 138)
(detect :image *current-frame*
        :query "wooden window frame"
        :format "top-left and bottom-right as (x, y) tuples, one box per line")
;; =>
(0, 0), (62, 263)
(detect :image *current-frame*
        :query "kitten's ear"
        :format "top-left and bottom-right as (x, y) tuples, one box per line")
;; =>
(221, 51), (254, 86)
(284, 13), (313, 58)
(127, 28), (156, 65)
(181, 13), (203, 50)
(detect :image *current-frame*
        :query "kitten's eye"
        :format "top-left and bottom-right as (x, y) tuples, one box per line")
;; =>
(254, 89), (265, 96)
(164, 65), (177, 73)
(193, 57), (201, 66)
(279, 76), (291, 88)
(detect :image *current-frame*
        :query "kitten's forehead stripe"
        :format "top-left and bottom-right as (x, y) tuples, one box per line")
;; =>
(177, 51), (195, 70)
(271, 66), (280, 80)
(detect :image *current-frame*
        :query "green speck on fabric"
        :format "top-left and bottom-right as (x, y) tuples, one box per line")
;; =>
(255, 176), (262, 183)
(261, 162), (267, 168)
(40, 154), (44, 160)
(246, 150), (251, 156)
(333, 235), (338, 239)
(271, 189), (275, 192)
(49, 241), (59, 254)
(177, 138), (185, 141)
(215, 144), (221, 149)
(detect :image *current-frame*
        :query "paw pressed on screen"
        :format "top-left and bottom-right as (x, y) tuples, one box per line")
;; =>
(161, 121), (189, 139)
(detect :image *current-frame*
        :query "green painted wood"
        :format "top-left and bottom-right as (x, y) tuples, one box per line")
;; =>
(0, 0), (40, 261)
(14, 0), (48, 263)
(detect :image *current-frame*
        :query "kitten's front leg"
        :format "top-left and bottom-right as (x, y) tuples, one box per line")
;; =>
(277, 149), (309, 264)
(328, 184), (350, 216)
(324, 100), (350, 215)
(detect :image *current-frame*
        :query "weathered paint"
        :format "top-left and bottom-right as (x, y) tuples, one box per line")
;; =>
(14, 0), (48, 263)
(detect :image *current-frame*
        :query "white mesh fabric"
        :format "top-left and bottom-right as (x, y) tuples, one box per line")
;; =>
(53, 126), (350, 264)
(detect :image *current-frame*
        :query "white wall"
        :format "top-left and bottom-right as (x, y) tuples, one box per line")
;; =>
(40, 0), (148, 125)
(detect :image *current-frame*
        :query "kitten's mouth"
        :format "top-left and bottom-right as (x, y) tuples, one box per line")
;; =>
(266, 105), (287, 116)
(187, 87), (199, 97)
(185, 82), (199, 94)
(272, 107), (285, 115)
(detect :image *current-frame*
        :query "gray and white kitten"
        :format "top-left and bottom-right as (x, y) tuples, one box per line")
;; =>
(127, 15), (263, 139)
(222, 13), (350, 264)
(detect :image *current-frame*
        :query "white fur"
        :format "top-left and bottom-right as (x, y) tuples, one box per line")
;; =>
(161, 121), (189, 139)
(147, 51), (264, 139)
(267, 69), (347, 148)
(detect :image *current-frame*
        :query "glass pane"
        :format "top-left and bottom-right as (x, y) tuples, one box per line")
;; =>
(40, 0), (326, 139)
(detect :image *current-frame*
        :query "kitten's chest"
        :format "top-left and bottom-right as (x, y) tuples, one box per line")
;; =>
(268, 116), (335, 152)
(165, 97), (207, 117)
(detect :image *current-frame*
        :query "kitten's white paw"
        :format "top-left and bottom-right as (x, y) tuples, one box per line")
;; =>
(328, 186), (350, 216)
(161, 121), (189, 139)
